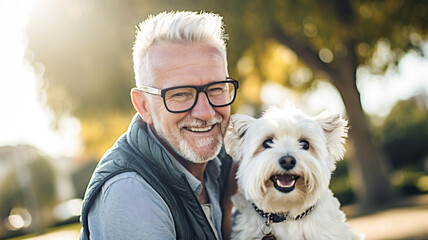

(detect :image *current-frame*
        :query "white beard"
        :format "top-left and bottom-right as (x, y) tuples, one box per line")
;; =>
(151, 108), (225, 163)
(178, 134), (223, 164)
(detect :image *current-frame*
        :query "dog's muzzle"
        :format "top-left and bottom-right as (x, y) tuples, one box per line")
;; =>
(269, 155), (299, 193)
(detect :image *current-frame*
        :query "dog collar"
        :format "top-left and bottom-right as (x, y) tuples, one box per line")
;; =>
(251, 203), (315, 223)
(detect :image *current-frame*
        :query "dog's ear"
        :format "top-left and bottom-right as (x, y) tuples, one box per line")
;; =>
(230, 114), (254, 138)
(224, 114), (254, 161)
(315, 111), (348, 161)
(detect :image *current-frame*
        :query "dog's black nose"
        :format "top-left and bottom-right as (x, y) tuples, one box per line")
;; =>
(279, 155), (296, 170)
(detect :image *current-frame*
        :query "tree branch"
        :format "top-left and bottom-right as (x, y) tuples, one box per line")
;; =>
(270, 24), (335, 75)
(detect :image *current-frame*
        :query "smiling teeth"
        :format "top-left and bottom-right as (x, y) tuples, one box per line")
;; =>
(187, 125), (213, 132)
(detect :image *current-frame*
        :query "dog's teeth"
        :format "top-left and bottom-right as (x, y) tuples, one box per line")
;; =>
(274, 174), (296, 188)
(277, 179), (295, 188)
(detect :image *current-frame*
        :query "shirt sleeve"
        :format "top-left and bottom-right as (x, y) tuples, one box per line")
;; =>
(87, 172), (176, 240)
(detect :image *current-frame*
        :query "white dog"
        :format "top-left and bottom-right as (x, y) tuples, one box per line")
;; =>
(225, 105), (364, 240)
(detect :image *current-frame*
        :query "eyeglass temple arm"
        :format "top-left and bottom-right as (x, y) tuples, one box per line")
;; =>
(137, 86), (161, 96)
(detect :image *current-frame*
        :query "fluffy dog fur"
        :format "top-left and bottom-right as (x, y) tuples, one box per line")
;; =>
(225, 105), (364, 240)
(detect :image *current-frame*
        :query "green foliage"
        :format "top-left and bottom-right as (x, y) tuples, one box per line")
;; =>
(330, 160), (356, 205)
(380, 96), (428, 168)
(391, 168), (428, 195)
(382, 98), (428, 142)
(217, 0), (428, 68)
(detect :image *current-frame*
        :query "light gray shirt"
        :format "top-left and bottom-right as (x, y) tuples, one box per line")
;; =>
(87, 126), (223, 239)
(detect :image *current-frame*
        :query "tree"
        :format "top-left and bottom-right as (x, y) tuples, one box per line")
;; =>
(204, 0), (428, 207)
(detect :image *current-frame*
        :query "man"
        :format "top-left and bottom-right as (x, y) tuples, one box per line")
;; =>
(79, 11), (238, 240)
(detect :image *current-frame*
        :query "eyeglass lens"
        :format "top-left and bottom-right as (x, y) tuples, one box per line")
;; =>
(164, 82), (236, 112)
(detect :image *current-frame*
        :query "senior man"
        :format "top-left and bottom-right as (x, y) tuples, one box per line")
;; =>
(80, 11), (238, 240)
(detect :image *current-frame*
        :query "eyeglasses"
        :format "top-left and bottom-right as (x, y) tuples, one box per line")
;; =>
(135, 78), (239, 113)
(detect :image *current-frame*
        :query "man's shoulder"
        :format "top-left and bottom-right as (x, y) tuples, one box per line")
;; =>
(87, 172), (177, 239)
(91, 170), (174, 221)
(99, 171), (164, 203)
(102, 171), (147, 189)
(88, 171), (174, 220)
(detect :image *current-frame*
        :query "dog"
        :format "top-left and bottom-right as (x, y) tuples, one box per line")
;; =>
(225, 105), (364, 240)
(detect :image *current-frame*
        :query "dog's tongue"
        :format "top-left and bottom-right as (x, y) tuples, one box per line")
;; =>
(275, 174), (295, 188)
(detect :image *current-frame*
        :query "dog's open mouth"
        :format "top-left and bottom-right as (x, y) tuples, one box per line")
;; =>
(270, 174), (299, 193)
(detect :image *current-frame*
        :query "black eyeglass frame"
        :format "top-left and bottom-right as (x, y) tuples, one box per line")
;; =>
(136, 78), (239, 113)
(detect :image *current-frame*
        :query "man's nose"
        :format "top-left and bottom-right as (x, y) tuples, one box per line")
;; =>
(191, 92), (215, 120)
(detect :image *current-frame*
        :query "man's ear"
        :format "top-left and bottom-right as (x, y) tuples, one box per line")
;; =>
(131, 88), (153, 124)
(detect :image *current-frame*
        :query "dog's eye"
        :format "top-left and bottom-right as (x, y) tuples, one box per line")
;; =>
(299, 140), (309, 150)
(263, 139), (274, 149)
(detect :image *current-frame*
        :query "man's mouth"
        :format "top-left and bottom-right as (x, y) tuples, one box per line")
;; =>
(184, 125), (215, 132)
(270, 174), (299, 193)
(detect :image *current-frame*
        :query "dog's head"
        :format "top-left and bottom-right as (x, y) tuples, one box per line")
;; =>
(225, 105), (348, 213)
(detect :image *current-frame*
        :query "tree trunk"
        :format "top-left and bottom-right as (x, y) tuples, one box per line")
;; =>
(331, 64), (394, 208)
(271, 25), (394, 209)
(328, 0), (394, 207)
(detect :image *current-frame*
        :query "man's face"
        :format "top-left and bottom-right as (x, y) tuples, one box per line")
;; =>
(146, 43), (230, 163)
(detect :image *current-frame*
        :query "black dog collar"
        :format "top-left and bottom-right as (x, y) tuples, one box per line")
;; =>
(251, 203), (315, 223)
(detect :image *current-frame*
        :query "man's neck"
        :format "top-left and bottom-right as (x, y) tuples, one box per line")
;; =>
(173, 158), (209, 204)
(165, 142), (210, 204)
(149, 124), (208, 182)
(147, 124), (210, 204)
(176, 157), (208, 182)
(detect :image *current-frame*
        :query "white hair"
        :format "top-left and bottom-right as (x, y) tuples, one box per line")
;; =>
(132, 11), (229, 87)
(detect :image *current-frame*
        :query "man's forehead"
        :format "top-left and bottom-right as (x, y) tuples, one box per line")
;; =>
(148, 42), (226, 87)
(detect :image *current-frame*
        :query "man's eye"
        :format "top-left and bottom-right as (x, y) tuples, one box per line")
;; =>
(208, 87), (224, 92)
(299, 140), (309, 150)
(172, 92), (192, 97)
(207, 87), (225, 97)
(263, 139), (274, 149)
(166, 89), (195, 100)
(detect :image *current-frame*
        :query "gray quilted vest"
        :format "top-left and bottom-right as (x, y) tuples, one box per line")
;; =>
(79, 115), (232, 240)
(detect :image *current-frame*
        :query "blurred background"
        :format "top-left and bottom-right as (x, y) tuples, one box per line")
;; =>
(1, 0), (427, 239)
